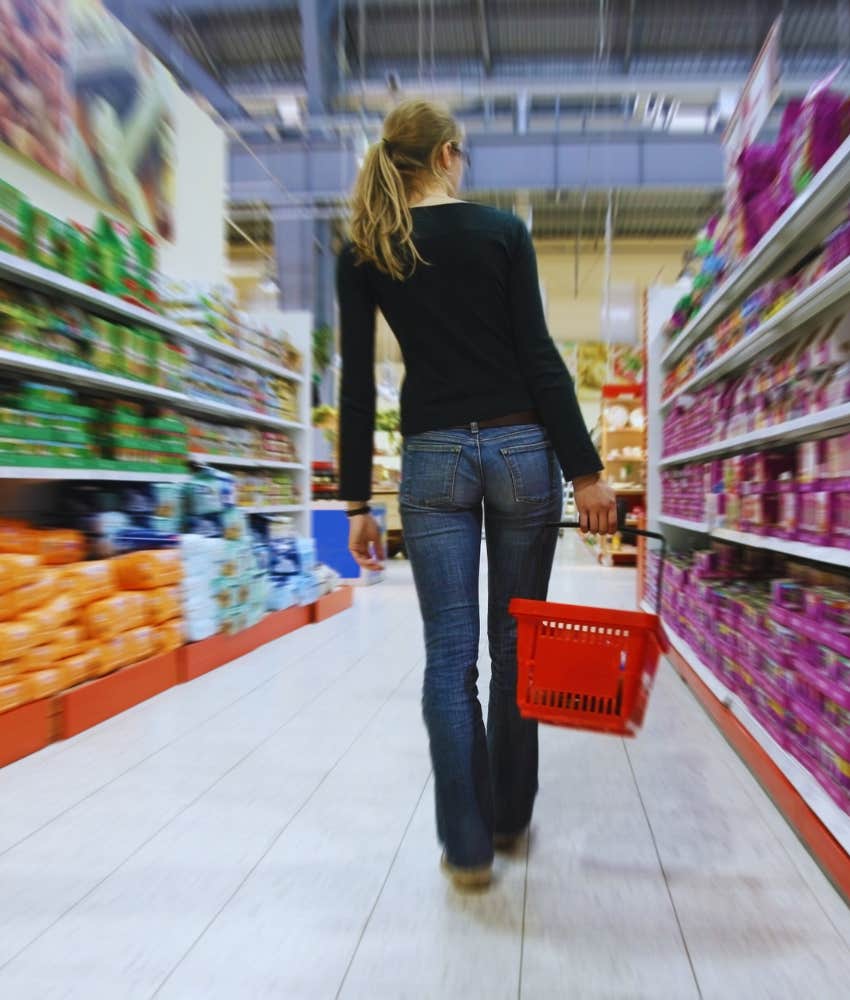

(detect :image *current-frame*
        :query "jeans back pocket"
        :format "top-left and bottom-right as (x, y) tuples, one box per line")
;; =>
(500, 439), (558, 504)
(401, 442), (463, 508)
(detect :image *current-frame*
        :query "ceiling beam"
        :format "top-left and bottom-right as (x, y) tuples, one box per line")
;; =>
(105, 0), (245, 119)
(300, 0), (339, 118)
(476, 0), (493, 76)
(624, 0), (637, 74)
(143, 0), (296, 13)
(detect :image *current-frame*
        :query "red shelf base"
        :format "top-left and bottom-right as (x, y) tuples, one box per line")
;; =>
(666, 644), (850, 903)
(0, 698), (54, 768)
(56, 651), (180, 740)
(179, 604), (312, 683)
(311, 586), (354, 623)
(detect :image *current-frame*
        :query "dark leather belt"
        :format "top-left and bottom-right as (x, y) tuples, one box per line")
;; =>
(454, 409), (540, 430)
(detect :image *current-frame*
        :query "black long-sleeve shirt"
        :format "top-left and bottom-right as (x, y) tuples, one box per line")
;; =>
(336, 202), (602, 500)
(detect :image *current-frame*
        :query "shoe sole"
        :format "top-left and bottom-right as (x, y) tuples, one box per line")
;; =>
(494, 828), (528, 852)
(440, 854), (493, 889)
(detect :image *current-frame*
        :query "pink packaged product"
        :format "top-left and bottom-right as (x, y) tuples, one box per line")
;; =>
(812, 314), (850, 368)
(820, 360), (850, 409)
(831, 489), (850, 547)
(796, 486), (832, 544)
(776, 483), (799, 539)
(784, 85), (846, 197)
(824, 433), (850, 481)
(797, 439), (826, 484)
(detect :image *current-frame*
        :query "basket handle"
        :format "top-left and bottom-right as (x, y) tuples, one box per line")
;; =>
(548, 499), (666, 615)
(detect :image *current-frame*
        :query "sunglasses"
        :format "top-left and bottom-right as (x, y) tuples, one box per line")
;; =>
(451, 142), (471, 168)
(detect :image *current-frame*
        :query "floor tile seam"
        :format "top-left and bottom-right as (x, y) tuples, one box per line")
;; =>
(621, 739), (705, 1000)
(148, 661), (421, 999)
(333, 770), (434, 1000)
(0, 602), (415, 861)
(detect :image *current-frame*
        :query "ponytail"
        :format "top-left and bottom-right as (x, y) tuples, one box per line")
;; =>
(348, 100), (462, 281)
(349, 140), (423, 281)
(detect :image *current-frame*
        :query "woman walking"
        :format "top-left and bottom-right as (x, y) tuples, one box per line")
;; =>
(337, 100), (616, 889)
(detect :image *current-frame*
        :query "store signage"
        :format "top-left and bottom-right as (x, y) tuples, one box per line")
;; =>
(723, 15), (783, 163)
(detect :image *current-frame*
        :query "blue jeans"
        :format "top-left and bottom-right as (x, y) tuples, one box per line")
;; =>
(400, 423), (562, 868)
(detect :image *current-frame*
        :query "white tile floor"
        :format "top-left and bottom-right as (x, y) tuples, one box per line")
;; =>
(2, 535), (850, 999)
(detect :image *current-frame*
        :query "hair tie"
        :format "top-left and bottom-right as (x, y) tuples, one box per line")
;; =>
(382, 138), (393, 153)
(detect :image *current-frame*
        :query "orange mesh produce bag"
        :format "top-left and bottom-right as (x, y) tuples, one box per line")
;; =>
(114, 549), (182, 590)
(53, 625), (87, 658)
(0, 554), (41, 595)
(0, 662), (17, 684)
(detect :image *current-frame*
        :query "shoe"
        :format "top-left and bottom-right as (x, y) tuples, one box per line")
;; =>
(494, 827), (528, 853)
(440, 853), (493, 890)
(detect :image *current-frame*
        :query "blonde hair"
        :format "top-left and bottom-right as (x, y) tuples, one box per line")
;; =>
(349, 100), (463, 280)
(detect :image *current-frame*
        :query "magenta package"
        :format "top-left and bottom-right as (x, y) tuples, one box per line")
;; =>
(797, 487), (832, 543)
(784, 86), (845, 197)
(736, 143), (780, 202)
(831, 490), (850, 547)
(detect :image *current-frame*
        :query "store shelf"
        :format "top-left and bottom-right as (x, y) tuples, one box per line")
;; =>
(713, 528), (850, 568)
(0, 349), (303, 431)
(0, 466), (188, 482)
(0, 251), (303, 383)
(662, 254), (850, 411)
(189, 454), (303, 471)
(660, 402), (850, 468)
(659, 514), (710, 532)
(661, 133), (850, 370)
(655, 621), (850, 862)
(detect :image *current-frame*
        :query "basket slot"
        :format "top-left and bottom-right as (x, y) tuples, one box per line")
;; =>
(539, 620), (631, 644)
(530, 685), (621, 717)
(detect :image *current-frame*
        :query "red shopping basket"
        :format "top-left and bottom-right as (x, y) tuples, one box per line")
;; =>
(509, 513), (668, 738)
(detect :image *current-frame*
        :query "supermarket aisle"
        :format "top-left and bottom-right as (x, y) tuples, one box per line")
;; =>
(2, 539), (850, 998)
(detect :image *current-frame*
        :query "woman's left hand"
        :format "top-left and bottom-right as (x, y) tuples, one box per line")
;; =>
(348, 514), (385, 572)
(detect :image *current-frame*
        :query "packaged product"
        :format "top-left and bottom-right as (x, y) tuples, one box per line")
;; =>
(113, 549), (182, 590)
(14, 642), (64, 674)
(26, 666), (71, 700)
(0, 573), (51, 621)
(0, 553), (41, 595)
(22, 593), (77, 631)
(62, 649), (97, 687)
(0, 679), (30, 714)
(34, 530), (86, 565)
(155, 619), (184, 654)
(82, 591), (147, 640)
(0, 619), (38, 660)
(126, 625), (157, 664)
(58, 560), (116, 606)
(0, 660), (17, 684)
(54, 625), (87, 657)
(145, 586), (182, 626)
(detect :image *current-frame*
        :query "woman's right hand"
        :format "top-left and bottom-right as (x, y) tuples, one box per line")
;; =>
(573, 474), (618, 535)
(348, 514), (386, 572)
